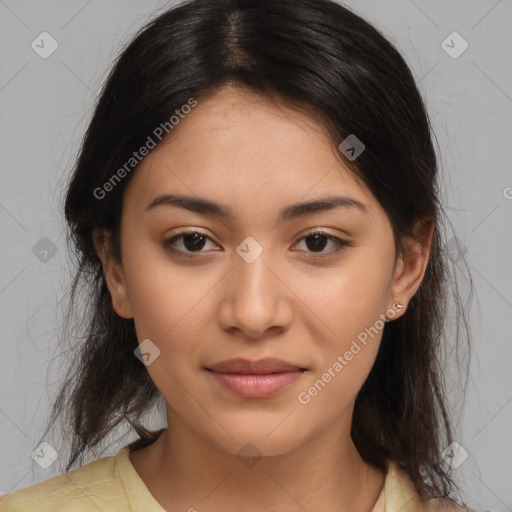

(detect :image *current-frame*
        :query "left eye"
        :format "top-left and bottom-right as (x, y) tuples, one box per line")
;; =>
(163, 230), (347, 258)
(294, 231), (347, 255)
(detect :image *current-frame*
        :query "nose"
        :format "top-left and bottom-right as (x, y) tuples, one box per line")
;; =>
(218, 245), (293, 340)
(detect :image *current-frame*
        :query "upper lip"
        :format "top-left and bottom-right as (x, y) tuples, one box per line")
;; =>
(206, 357), (306, 374)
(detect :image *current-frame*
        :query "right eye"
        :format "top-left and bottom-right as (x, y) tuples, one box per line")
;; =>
(163, 229), (220, 258)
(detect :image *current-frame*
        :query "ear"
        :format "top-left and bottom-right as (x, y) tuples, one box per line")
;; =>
(92, 227), (133, 319)
(388, 217), (435, 319)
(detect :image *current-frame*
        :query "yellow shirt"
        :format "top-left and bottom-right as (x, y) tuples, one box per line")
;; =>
(0, 446), (465, 511)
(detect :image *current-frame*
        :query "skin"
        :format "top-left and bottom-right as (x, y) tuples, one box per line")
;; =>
(94, 85), (433, 512)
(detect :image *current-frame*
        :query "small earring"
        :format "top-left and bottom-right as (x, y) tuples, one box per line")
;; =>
(385, 301), (404, 323)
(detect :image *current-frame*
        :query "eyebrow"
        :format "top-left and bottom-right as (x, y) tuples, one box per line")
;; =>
(145, 193), (367, 223)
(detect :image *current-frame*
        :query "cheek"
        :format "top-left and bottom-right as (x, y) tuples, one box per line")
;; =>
(121, 248), (215, 401)
(121, 240), (209, 333)
(295, 261), (391, 414)
(298, 249), (394, 340)
(293, 248), (393, 404)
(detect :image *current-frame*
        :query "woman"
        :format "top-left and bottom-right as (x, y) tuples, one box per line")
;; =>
(1, 0), (472, 510)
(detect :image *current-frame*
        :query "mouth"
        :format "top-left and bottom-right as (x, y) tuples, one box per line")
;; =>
(205, 358), (307, 398)
(206, 357), (307, 374)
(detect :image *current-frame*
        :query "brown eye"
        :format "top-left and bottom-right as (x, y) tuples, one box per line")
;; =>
(180, 232), (207, 251)
(295, 231), (348, 257)
(163, 230), (218, 258)
(163, 229), (348, 260)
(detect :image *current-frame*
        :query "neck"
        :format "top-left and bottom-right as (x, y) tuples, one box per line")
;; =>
(129, 408), (385, 512)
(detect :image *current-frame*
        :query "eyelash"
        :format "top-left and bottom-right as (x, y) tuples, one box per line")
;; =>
(163, 229), (348, 260)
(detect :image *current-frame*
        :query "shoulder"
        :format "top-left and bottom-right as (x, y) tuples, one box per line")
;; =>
(384, 460), (469, 512)
(0, 447), (130, 512)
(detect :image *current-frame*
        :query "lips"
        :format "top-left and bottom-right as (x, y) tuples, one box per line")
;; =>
(205, 358), (307, 398)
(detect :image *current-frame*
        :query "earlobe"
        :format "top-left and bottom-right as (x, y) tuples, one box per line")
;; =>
(92, 227), (134, 319)
(388, 217), (435, 318)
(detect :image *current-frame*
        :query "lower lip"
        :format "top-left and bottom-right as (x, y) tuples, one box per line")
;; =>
(207, 370), (304, 398)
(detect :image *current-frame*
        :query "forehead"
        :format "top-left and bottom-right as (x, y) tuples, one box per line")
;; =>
(122, 85), (378, 220)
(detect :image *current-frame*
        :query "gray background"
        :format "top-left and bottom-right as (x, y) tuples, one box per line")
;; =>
(0, 1), (511, 511)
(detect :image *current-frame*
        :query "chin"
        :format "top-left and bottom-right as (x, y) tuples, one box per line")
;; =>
(205, 423), (305, 461)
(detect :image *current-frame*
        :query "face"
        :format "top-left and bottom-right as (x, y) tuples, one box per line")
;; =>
(95, 85), (430, 459)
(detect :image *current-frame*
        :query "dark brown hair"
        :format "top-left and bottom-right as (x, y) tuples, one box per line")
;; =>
(39, 0), (472, 508)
